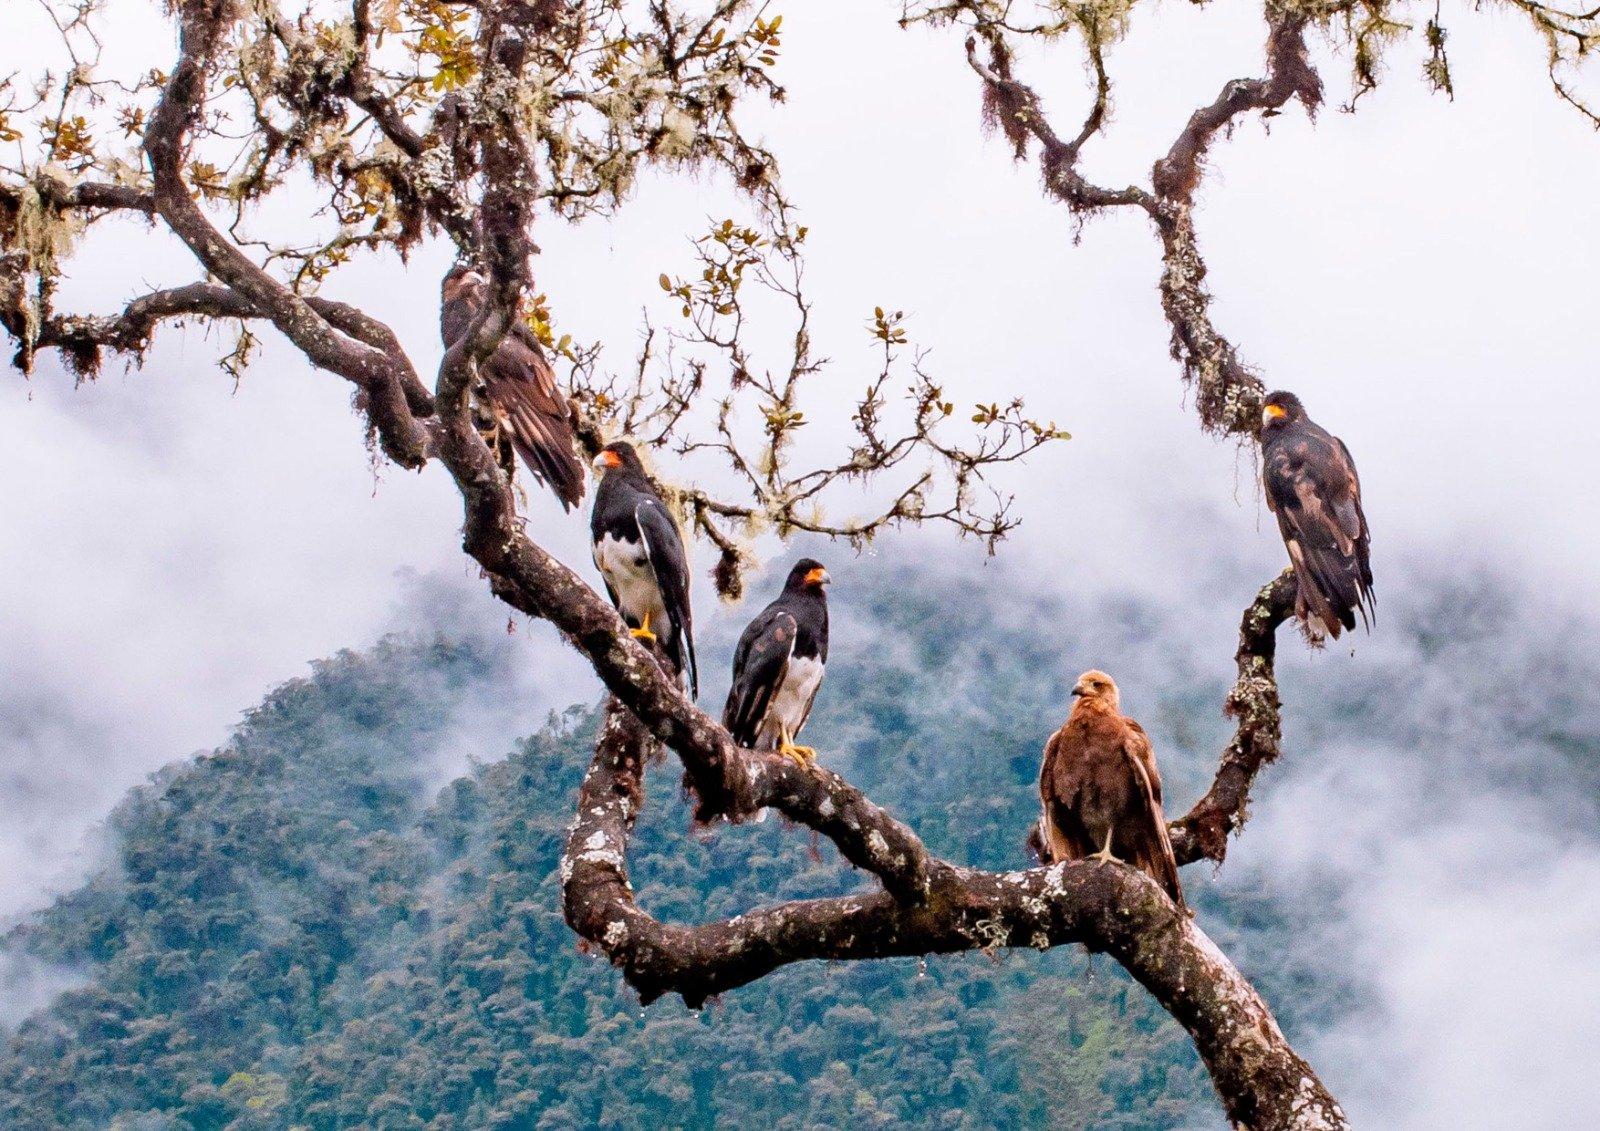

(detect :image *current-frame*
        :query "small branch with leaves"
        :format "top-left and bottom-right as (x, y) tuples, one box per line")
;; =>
(570, 205), (1069, 595)
(11, 1), (1595, 1127)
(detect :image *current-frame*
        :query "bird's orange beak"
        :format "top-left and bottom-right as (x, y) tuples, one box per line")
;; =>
(593, 450), (623, 471)
(1263, 403), (1287, 421)
(805, 566), (831, 587)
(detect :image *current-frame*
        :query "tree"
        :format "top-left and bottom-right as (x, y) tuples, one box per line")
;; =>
(3, 1), (1595, 1127)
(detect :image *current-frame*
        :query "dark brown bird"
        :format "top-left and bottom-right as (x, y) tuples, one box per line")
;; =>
(440, 265), (584, 510)
(1038, 670), (1185, 910)
(1260, 390), (1374, 642)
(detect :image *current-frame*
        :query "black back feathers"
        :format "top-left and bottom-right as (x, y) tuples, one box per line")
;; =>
(590, 441), (699, 697)
(723, 559), (830, 750)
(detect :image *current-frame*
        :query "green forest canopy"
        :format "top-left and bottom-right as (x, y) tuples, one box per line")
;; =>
(3, 558), (1597, 1130)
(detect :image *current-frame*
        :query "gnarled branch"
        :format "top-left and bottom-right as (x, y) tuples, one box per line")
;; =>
(958, 11), (1326, 437)
(1171, 569), (1296, 865)
(563, 698), (1348, 1131)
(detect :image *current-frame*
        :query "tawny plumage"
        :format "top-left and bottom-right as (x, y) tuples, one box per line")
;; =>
(1038, 670), (1185, 910)
(440, 265), (585, 510)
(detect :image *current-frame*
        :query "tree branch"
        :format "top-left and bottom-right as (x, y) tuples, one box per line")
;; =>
(1151, 16), (1323, 203)
(960, 12), (1326, 438)
(963, 35), (1156, 217)
(143, 0), (430, 466)
(564, 699), (1349, 1131)
(23, 177), (156, 216)
(1171, 570), (1295, 865)
(1148, 15), (1321, 437)
(460, 517), (934, 901)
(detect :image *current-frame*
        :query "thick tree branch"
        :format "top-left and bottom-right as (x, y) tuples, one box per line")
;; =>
(16, 282), (253, 374)
(14, 177), (157, 216)
(1148, 15), (1321, 437)
(143, 0), (430, 466)
(564, 700), (1348, 1131)
(462, 518), (934, 901)
(14, 281), (433, 418)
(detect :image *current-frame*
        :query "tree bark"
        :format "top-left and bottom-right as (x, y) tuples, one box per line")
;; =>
(564, 699), (1349, 1131)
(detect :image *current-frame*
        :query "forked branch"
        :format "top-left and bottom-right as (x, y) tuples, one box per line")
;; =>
(562, 699), (1348, 1131)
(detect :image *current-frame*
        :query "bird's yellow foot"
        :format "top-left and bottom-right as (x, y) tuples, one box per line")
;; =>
(629, 613), (657, 644)
(778, 742), (817, 768)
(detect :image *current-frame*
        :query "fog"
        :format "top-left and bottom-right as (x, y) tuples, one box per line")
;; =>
(3, 0), (1598, 1125)
(1223, 572), (1600, 1128)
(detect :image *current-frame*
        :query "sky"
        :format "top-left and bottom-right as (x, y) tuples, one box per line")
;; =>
(3, 0), (1599, 1125)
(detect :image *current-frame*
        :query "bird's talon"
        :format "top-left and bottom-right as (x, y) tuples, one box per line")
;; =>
(778, 742), (816, 768)
(628, 626), (658, 644)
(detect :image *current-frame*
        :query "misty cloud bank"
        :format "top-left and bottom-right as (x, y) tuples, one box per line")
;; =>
(1222, 568), (1600, 1130)
(2, 531), (1597, 1127)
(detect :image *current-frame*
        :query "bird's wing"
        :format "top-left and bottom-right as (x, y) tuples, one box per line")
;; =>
(1038, 727), (1094, 866)
(1124, 719), (1162, 807)
(442, 272), (585, 509)
(1122, 721), (1185, 910)
(1270, 434), (1368, 635)
(483, 332), (585, 510)
(1335, 436), (1376, 611)
(722, 607), (796, 747)
(634, 497), (698, 698)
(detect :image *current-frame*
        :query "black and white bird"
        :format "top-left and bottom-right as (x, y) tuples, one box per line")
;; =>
(722, 558), (831, 766)
(590, 441), (698, 697)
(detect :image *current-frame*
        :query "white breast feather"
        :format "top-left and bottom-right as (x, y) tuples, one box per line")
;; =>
(594, 532), (668, 633)
(756, 654), (824, 748)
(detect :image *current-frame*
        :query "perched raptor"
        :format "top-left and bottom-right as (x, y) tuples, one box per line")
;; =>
(590, 441), (698, 697)
(723, 559), (831, 767)
(1038, 670), (1185, 910)
(440, 265), (584, 510)
(1260, 390), (1375, 641)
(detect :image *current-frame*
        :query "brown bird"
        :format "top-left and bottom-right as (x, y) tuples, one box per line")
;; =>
(1038, 670), (1185, 910)
(1260, 390), (1374, 642)
(440, 265), (585, 510)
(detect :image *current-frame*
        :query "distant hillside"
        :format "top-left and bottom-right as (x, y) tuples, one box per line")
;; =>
(3, 559), (1596, 1129)
(0, 630), (1216, 1130)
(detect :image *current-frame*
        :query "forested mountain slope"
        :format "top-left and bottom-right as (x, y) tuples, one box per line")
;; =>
(2, 560), (1595, 1130)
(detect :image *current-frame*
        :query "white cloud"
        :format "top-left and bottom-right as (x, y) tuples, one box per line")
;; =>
(3, 4), (1599, 1122)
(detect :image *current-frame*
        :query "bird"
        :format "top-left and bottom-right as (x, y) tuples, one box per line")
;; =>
(1259, 390), (1375, 642)
(439, 264), (585, 510)
(1038, 670), (1185, 910)
(723, 558), (831, 767)
(590, 440), (698, 697)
